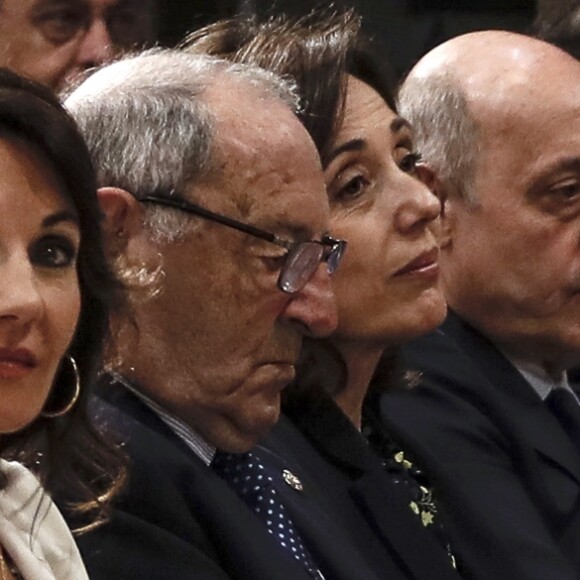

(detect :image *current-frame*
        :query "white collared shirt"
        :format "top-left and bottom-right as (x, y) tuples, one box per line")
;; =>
(110, 372), (216, 466)
(507, 357), (577, 403)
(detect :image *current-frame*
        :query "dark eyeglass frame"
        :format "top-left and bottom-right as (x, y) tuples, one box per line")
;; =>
(139, 194), (346, 293)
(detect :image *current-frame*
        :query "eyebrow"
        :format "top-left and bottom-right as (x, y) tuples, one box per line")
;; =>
(552, 157), (580, 173)
(43, 210), (79, 228)
(324, 138), (365, 168)
(391, 117), (412, 134)
(533, 157), (580, 184)
(324, 116), (414, 168)
(264, 218), (315, 242)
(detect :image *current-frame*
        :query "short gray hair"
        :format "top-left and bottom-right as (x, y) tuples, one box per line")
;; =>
(398, 73), (480, 204)
(65, 49), (300, 241)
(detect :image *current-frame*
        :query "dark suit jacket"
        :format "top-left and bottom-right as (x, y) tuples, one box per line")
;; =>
(71, 377), (384, 580)
(381, 311), (580, 580)
(261, 395), (460, 580)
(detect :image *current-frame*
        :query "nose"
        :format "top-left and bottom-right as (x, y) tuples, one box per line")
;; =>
(0, 258), (43, 328)
(394, 178), (441, 234)
(280, 262), (338, 337)
(75, 19), (116, 70)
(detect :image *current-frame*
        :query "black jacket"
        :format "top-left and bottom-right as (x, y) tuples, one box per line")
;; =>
(381, 311), (580, 580)
(71, 376), (383, 580)
(261, 392), (460, 580)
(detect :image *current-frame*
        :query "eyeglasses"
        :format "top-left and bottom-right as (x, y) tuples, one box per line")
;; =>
(139, 194), (347, 294)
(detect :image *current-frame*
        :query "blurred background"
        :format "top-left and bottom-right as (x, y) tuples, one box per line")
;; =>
(156, 0), (544, 78)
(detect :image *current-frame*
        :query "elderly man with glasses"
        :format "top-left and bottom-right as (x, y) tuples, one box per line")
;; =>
(59, 50), (380, 580)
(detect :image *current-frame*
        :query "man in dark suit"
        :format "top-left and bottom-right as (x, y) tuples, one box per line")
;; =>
(381, 31), (580, 580)
(62, 49), (380, 580)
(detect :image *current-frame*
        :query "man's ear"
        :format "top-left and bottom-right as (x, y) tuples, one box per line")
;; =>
(97, 187), (142, 251)
(415, 164), (454, 248)
(415, 163), (437, 192)
(439, 192), (456, 250)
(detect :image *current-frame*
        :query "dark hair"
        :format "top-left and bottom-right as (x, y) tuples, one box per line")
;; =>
(184, 10), (400, 401)
(184, 9), (397, 165)
(533, 2), (580, 60)
(0, 68), (125, 529)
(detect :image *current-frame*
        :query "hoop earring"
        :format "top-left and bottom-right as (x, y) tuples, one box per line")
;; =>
(42, 355), (81, 419)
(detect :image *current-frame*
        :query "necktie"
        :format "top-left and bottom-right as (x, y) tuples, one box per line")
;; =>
(545, 387), (580, 448)
(212, 451), (325, 579)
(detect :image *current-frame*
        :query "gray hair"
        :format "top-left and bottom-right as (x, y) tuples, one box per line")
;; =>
(65, 48), (300, 242)
(397, 73), (480, 205)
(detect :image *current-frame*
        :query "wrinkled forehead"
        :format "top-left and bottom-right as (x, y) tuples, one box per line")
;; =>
(476, 86), (580, 153)
(468, 66), (580, 193)
(202, 87), (327, 237)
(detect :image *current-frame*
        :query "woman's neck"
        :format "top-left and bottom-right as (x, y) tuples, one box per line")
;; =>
(332, 340), (384, 430)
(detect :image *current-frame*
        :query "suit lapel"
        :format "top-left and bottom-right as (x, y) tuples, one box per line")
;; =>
(443, 312), (580, 486)
(352, 471), (459, 580)
(290, 397), (377, 475)
(284, 399), (459, 580)
(254, 439), (383, 580)
(98, 381), (312, 580)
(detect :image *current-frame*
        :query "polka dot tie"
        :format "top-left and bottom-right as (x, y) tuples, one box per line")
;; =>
(212, 451), (324, 579)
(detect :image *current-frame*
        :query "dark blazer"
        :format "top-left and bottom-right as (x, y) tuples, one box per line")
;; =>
(381, 311), (580, 580)
(261, 395), (460, 580)
(71, 377), (384, 580)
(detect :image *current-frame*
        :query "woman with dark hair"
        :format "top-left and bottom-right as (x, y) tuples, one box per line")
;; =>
(185, 12), (463, 580)
(0, 68), (125, 578)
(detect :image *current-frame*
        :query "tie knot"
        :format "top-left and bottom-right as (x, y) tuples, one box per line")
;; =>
(211, 450), (248, 471)
(546, 387), (580, 410)
(545, 387), (580, 446)
(212, 451), (273, 497)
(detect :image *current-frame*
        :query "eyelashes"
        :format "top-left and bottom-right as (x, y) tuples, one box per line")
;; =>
(398, 151), (422, 174)
(335, 174), (371, 201)
(30, 234), (78, 269)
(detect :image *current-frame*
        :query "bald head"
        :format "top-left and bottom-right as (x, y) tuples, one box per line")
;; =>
(400, 31), (580, 371)
(399, 31), (580, 203)
(409, 30), (578, 92)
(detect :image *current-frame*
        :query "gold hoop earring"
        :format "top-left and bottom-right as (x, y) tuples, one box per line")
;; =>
(42, 356), (81, 419)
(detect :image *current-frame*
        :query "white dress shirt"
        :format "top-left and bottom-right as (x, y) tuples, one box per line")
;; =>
(110, 371), (216, 465)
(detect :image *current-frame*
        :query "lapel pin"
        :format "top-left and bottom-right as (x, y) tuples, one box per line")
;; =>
(282, 469), (304, 492)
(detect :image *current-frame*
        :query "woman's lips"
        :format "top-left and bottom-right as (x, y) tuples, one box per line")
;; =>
(395, 247), (440, 278)
(0, 348), (37, 379)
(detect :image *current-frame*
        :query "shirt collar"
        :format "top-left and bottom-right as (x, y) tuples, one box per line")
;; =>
(507, 357), (572, 401)
(110, 371), (216, 466)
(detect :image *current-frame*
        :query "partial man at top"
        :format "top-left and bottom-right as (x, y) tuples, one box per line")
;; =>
(0, 0), (156, 91)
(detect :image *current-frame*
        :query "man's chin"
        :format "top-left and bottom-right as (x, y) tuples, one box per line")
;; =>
(211, 405), (282, 453)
